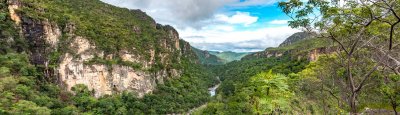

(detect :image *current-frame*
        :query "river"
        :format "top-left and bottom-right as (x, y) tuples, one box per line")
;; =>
(182, 77), (221, 114)
(208, 84), (220, 96)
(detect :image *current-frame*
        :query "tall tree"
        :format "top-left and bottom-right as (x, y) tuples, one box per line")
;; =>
(279, 0), (400, 114)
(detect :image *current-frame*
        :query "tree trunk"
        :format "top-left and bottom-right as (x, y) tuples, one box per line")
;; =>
(391, 99), (398, 115)
(350, 93), (357, 114)
(321, 84), (327, 115)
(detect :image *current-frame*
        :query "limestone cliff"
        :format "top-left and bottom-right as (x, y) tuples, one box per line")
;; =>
(242, 32), (331, 61)
(5, 0), (195, 97)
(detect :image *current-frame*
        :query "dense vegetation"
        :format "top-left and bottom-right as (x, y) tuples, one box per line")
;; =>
(242, 36), (329, 60)
(197, 0), (400, 114)
(198, 43), (399, 114)
(0, 53), (217, 114)
(192, 47), (226, 65)
(0, 0), (218, 114)
(196, 55), (310, 114)
(0, 0), (27, 54)
(2, 0), (400, 114)
(20, 0), (162, 55)
(192, 48), (251, 65)
(208, 51), (249, 62)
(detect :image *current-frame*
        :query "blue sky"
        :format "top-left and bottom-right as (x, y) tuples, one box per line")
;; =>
(101, 0), (300, 52)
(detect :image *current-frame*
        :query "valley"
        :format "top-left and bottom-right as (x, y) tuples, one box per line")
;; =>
(0, 0), (399, 114)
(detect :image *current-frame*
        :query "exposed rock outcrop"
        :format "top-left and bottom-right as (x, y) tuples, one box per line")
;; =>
(59, 41), (156, 97)
(279, 32), (311, 47)
(308, 48), (333, 61)
(55, 27), (186, 97)
(7, 0), (21, 24)
(243, 47), (333, 61)
(6, 0), (194, 98)
(242, 32), (331, 61)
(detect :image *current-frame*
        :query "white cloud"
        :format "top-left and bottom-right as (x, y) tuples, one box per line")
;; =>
(231, 0), (280, 7)
(213, 25), (235, 31)
(215, 12), (258, 26)
(268, 20), (289, 24)
(101, 0), (236, 29)
(179, 26), (300, 52)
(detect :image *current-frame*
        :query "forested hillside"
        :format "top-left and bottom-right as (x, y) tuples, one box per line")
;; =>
(195, 0), (400, 114)
(0, 0), (218, 114)
(1, 0), (400, 114)
(192, 47), (226, 65)
(209, 51), (249, 62)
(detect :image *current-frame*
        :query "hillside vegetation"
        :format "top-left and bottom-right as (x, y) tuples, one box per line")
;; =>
(0, 0), (218, 114)
(192, 47), (226, 65)
(196, 0), (400, 114)
(1, 0), (400, 114)
(209, 51), (249, 62)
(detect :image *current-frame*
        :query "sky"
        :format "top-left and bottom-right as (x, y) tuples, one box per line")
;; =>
(101, 0), (300, 52)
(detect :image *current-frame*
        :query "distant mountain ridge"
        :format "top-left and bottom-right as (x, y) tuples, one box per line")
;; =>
(192, 49), (251, 65)
(209, 51), (250, 62)
(242, 32), (329, 61)
(192, 48), (226, 65)
(279, 32), (311, 47)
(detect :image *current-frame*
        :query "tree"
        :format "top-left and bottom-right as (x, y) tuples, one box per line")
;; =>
(247, 71), (293, 114)
(10, 100), (51, 115)
(71, 84), (97, 112)
(279, 0), (400, 114)
(378, 74), (400, 115)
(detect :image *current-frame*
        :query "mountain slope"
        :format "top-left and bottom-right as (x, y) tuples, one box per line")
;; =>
(192, 47), (226, 65)
(197, 33), (331, 114)
(209, 51), (249, 62)
(0, 0), (217, 114)
(242, 32), (329, 61)
(6, 0), (199, 97)
(279, 32), (311, 47)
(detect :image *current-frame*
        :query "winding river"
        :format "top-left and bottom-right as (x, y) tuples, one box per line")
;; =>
(182, 77), (221, 114)
(208, 84), (220, 96)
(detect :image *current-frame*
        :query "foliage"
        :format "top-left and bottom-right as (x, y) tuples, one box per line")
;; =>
(0, 0), (27, 54)
(10, 100), (51, 115)
(199, 54), (308, 114)
(192, 47), (226, 65)
(19, 0), (182, 62)
(247, 71), (293, 114)
(0, 53), (61, 114)
(242, 36), (329, 60)
(0, 52), (217, 114)
(208, 51), (250, 62)
(268, 37), (328, 53)
(84, 56), (142, 70)
(278, 0), (400, 113)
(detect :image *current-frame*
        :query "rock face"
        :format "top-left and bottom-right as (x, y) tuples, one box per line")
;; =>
(7, 0), (21, 24)
(57, 28), (187, 97)
(279, 32), (311, 47)
(243, 48), (284, 60)
(57, 37), (157, 97)
(6, 0), (194, 97)
(242, 32), (331, 61)
(308, 48), (325, 61)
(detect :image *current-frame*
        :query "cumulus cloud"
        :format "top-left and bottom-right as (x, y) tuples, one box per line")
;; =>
(180, 26), (300, 52)
(268, 20), (289, 24)
(231, 0), (280, 6)
(101, 0), (236, 29)
(215, 12), (258, 26)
